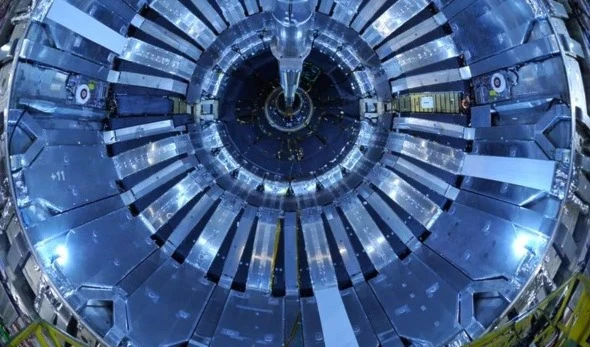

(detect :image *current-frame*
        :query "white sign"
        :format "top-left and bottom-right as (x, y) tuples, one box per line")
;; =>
(420, 96), (434, 109)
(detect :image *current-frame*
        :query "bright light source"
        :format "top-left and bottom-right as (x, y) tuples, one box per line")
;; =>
(512, 234), (531, 257)
(55, 245), (69, 266)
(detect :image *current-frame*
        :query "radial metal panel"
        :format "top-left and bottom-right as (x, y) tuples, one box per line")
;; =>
(113, 135), (193, 178)
(139, 169), (211, 233)
(383, 35), (459, 79)
(246, 209), (281, 293)
(314, 288), (359, 347)
(283, 212), (299, 294)
(393, 117), (469, 139)
(363, 189), (418, 246)
(391, 67), (472, 93)
(243, 0), (260, 15)
(369, 166), (442, 229)
(104, 120), (182, 144)
(114, 71), (188, 94)
(300, 208), (338, 289)
(318, 0), (334, 14)
(120, 38), (197, 81)
(217, 0), (247, 25)
(387, 133), (465, 174)
(393, 157), (460, 200)
(339, 287), (379, 346)
(189, 0), (228, 32)
(219, 205), (257, 287)
(339, 195), (398, 270)
(185, 196), (242, 272)
(122, 158), (195, 204)
(19, 39), (112, 81)
(44, 0), (128, 54)
(377, 13), (447, 58)
(166, 193), (216, 248)
(149, 0), (216, 48)
(131, 15), (203, 59)
(299, 207), (361, 347)
(324, 204), (363, 280)
(351, 0), (388, 32)
(461, 155), (556, 192)
(362, 0), (430, 47)
(332, 0), (363, 25)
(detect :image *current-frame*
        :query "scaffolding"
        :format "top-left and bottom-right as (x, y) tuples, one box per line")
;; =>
(469, 273), (590, 347)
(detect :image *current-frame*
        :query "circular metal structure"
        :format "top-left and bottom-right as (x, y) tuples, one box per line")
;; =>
(0, 0), (589, 346)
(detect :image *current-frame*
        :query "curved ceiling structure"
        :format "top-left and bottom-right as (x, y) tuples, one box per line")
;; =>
(0, 0), (589, 346)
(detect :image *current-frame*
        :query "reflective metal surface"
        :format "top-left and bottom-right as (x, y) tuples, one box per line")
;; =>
(0, 0), (589, 346)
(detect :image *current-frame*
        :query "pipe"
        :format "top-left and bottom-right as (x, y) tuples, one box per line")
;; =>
(270, 0), (316, 108)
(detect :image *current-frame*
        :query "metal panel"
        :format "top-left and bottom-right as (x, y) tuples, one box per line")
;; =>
(131, 15), (202, 59)
(166, 193), (215, 248)
(351, 0), (388, 32)
(104, 120), (183, 145)
(301, 209), (372, 346)
(461, 155), (556, 192)
(44, 0), (127, 54)
(393, 117), (468, 139)
(139, 169), (211, 233)
(427, 204), (550, 281)
(122, 158), (195, 204)
(19, 40), (111, 81)
(300, 208), (338, 289)
(113, 135), (193, 178)
(219, 205), (257, 287)
(339, 195), (397, 270)
(318, 0), (334, 14)
(42, 208), (156, 288)
(363, 189), (418, 246)
(212, 291), (284, 346)
(362, 0), (430, 47)
(386, 133), (465, 174)
(324, 205), (363, 280)
(217, 0), (247, 25)
(113, 71), (188, 94)
(120, 38), (197, 81)
(189, 0), (228, 33)
(246, 209), (280, 293)
(468, 35), (561, 77)
(315, 288), (359, 347)
(391, 68), (472, 93)
(393, 157), (460, 200)
(17, 145), (119, 212)
(340, 287), (379, 346)
(377, 13), (447, 58)
(369, 249), (463, 346)
(368, 166), (442, 229)
(185, 197), (242, 272)
(283, 212), (299, 294)
(383, 35), (459, 79)
(126, 260), (215, 346)
(332, 0), (363, 25)
(149, 0), (216, 49)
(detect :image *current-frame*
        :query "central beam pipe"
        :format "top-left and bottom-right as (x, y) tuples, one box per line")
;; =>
(271, 0), (316, 108)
